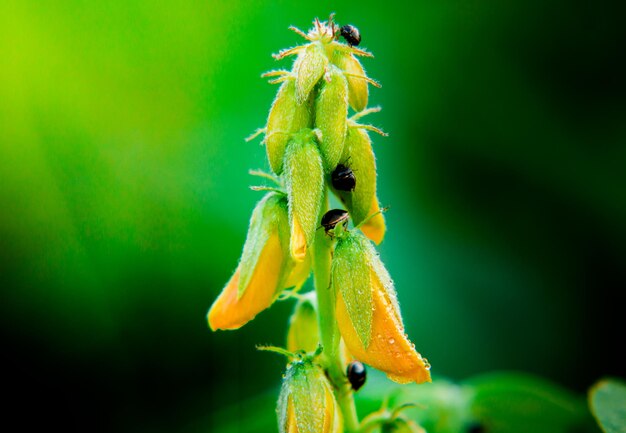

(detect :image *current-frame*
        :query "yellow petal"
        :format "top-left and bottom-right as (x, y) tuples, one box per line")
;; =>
(360, 197), (386, 245)
(322, 386), (340, 433)
(290, 217), (308, 262)
(336, 270), (431, 384)
(286, 397), (299, 433)
(208, 234), (284, 330)
(284, 250), (311, 288)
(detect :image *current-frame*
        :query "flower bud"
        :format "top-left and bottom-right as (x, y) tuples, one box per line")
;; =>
(284, 130), (324, 261)
(265, 79), (313, 174)
(286, 292), (320, 353)
(294, 42), (327, 104)
(333, 51), (368, 112)
(331, 126), (386, 244)
(315, 65), (349, 172)
(277, 360), (342, 433)
(332, 231), (431, 384)
(208, 193), (310, 331)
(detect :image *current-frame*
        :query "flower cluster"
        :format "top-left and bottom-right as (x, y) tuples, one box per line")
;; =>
(208, 15), (430, 432)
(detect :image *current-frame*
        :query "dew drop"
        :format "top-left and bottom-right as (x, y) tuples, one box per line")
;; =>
(388, 338), (395, 344)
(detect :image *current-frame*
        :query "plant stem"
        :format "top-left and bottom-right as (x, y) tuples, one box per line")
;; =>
(313, 195), (360, 432)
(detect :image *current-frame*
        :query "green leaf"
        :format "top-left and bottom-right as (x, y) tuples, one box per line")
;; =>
(333, 232), (373, 349)
(590, 378), (626, 433)
(466, 372), (595, 433)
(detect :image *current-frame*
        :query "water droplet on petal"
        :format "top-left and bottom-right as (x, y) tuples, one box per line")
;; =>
(388, 338), (395, 344)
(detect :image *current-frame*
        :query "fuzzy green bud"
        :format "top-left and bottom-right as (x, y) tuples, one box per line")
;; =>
(331, 231), (373, 349)
(295, 42), (328, 104)
(277, 360), (342, 433)
(315, 65), (349, 172)
(333, 127), (377, 225)
(286, 292), (320, 353)
(284, 129), (324, 261)
(333, 51), (369, 112)
(265, 79), (313, 174)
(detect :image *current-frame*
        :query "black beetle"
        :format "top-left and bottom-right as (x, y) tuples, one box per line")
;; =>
(340, 24), (361, 47)
(320, 209), (349, 235)
(331, 164), (356, 192)
(347, 361), (366, 391)
(466, 422), (486, 433)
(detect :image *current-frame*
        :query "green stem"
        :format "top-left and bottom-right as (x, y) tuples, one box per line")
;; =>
(313, 196), (360, 432)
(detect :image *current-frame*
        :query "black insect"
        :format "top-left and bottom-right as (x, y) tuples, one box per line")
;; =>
(466, 422), (486, 433)
(320, 209), (349, 235)
(347, 361), (366, 391)
(339, 24), (361, 47)
(331, 164), (356, 192)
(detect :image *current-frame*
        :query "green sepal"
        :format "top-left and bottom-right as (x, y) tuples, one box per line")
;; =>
(237, 192), (289, 298)
(331, 126), (377, 225)
(332, 50), (369, 112)
(295, 42), (327, 104)
(287, 292), (320, 353)
(332, 231), (373, 349)
(277, 360), (328, 433)
(284, 129), (324, 256)
(265, 79), (313, 174)
(315, 65), (349, 172)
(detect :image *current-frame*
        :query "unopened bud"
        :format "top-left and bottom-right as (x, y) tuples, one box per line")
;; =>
(265, 79), (313, 174)
(284, 130), (324, 261)
(332, 126), (386, 244)
(277, 360), (342, 433)
(315, 65), (349, 172)
(295, 42), (328, 104)
(286, 292), (320, 353)
(333, 52), (369, 112)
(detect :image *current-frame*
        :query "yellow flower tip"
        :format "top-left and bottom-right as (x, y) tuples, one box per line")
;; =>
(360, 199), (386, 245)
(286, 398), (299, 433)
(284, 251), (312, 289)
(208, 234), (284, 331)
(336, 271), (431, 385)
(290, 218), (308, 262)
(207, 267), (244, 331)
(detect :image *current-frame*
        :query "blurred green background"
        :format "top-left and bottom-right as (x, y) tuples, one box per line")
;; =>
(1, 0), (624, 432)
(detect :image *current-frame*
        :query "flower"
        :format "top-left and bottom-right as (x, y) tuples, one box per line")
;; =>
(331, 230), (431, 384)
(277, 359), (342, 433)
(208, 193), (310, 331)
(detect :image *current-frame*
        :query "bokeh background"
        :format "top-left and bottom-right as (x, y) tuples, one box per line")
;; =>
(1, 0), (624, 432)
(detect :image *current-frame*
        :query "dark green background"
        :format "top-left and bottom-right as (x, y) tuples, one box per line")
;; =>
(1, 1), (624, 432)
